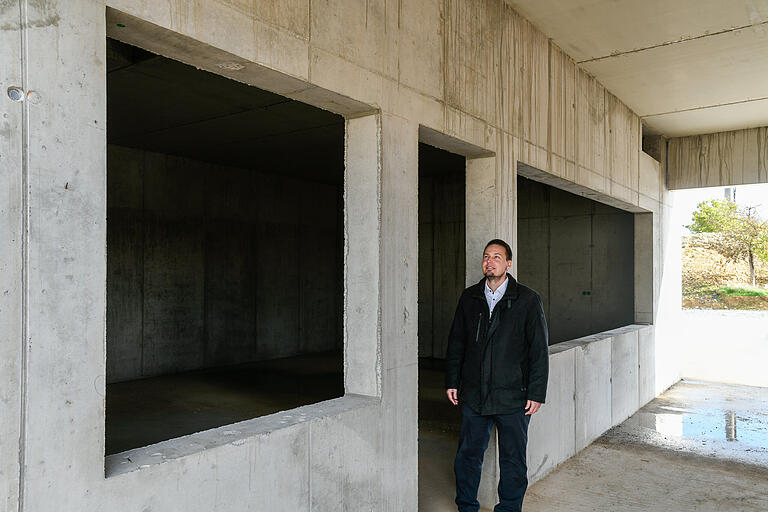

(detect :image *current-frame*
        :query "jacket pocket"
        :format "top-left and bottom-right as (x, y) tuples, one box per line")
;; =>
(496, 363), (523, 390)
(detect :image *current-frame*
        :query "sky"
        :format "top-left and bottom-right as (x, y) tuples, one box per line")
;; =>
(672, 183), (768, 233)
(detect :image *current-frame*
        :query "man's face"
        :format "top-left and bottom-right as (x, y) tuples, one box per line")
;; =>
(482, 244), (511, 278)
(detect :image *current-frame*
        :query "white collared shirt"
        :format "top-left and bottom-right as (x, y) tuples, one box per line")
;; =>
(484, 277), (508, 316)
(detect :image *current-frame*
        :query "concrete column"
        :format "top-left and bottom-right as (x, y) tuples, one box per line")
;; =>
(344, 114), (382, 397)
(18, 1), (107, 509)
(465, 153), (506, 507)
(1, 2), (24, 511)
(465, 156), (497, 284)
(379, 113), (419, 511)
(634, 212), (654, 324)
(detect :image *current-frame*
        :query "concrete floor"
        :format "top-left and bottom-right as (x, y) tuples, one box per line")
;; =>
(109, 356), (768, 512)
(526, 380), (768, 511)
(106, 351), (344, 455)
(419, 360), (463, 512)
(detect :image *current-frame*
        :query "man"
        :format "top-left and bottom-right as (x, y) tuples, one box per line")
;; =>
(445, 239), (549, 512)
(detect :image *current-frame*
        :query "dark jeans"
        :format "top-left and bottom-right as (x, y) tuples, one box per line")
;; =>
(454, 404), (531, 512)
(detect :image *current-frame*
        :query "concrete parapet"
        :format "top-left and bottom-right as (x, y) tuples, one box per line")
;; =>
(609, 327), (640, 425)
(571, 336), (613, 451)
(528, 346), (575, 483)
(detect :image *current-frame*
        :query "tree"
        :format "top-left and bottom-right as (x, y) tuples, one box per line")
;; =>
(687, 199), (768, 286)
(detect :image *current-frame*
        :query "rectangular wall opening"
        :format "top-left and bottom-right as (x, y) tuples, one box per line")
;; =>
(417, 142), (466, 509)
(106, 38), (344, 455)
(517, 175), (635, 343)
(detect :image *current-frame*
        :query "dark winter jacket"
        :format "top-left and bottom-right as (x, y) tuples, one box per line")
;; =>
(444, 274), (549, 415)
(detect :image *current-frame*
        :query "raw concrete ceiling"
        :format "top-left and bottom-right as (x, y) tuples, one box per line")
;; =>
(505, 0), (768, 138)
(107, 39), (344, 184)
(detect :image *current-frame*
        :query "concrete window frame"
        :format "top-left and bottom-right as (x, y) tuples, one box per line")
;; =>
(102, 8), (382, 477)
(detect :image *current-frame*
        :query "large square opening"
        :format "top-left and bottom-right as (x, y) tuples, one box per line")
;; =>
(517, 175), (636, 343)
(106, 38), (344, 455)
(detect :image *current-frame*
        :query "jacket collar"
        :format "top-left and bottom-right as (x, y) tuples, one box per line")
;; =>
(469, 273), (519, 300)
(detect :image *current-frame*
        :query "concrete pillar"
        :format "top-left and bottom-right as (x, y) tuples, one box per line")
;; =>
(14, 2), (107, 510)
(465, 144), (519, 507)
(379, 113), (419, 511)
(634, 212), (654, 324)
(344, 114), (382, 397)
(1, 3), (24, 511)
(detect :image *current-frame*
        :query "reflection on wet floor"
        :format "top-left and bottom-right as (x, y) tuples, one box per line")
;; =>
(605, 379), (768, 468)
(526, 379), (768, 512)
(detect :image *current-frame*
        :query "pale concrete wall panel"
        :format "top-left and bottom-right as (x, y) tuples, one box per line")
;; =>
(379, 115), (418, 371)
(444, 0), (501, 125)
(549, 44), (577, 182)
(0, 2), (23, 510)
(610, 328), (639, 425)
(344, 114), (381, 396)
(253, 0), (310, 38)
(576, 71), (606, 176)
(527, 347), (575, 483)
(573, 337), (612, 451)
(381, 364), (418, 510)
(21, 2), (109, 508)
(639, 152), (661, 201)
(397, 0), (443, 98)
(465, 156), (496, 285)
(310, 406), (382, 510)
(515, 15), (549, 149)
(308, 47), (385, 110)
(253, 17), (311, 81)
(637, 325), (656, 406)
(310, 0), (398, 79)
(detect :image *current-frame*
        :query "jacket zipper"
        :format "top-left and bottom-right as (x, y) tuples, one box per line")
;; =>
(475, 312), (483, 343)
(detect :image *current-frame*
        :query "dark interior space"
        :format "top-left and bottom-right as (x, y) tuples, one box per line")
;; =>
(517, 175), (635, 344)
(417, 143), (465, 510)
(106, 38), (344, 455)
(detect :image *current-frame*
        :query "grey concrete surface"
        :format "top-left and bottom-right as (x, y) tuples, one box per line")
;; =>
(2, 0), (676, 510)
(518, 177), (636, 343)
(526, 380), (768, 511)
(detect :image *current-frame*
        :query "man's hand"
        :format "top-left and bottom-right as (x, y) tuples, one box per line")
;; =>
(525, 400), (541, 415)
(446, 389), (458, 405)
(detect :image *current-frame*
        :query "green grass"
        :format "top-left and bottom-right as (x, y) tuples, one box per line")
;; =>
(716, 285), (768, 297)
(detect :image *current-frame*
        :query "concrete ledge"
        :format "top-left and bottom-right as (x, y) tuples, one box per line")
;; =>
(105, 394), (378, 478)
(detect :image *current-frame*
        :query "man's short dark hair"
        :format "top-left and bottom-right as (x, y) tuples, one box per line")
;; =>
(484, 239), (512, 261)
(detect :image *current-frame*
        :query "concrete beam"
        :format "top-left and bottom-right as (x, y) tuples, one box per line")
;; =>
(668, 126), (768, 189)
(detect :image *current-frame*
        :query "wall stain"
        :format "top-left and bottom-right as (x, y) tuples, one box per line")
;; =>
(0, 0), (59, 30)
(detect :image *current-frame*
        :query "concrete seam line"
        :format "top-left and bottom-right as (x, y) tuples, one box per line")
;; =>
(577, 19), (768, 65)
(17, 0), (30, 510)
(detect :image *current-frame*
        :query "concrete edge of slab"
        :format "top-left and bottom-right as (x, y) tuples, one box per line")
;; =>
(105, 394), (379, 478)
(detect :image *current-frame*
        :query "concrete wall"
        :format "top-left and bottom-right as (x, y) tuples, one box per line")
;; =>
(1, 0), (675, 511)
(669, 127), (768, 190)
(107, 144), (342, 383)
(679, 310), (768, 388)
(517, 177), (635, 343)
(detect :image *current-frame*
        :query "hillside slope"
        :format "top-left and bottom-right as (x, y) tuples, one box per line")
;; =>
(682, 233), (768, 310)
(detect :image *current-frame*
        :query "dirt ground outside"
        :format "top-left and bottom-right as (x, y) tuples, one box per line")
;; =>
(682, 233), (768, 310)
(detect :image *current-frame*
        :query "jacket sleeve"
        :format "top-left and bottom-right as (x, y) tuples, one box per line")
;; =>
(444, 294), (467, 389)
(525, 293), (549, 403)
